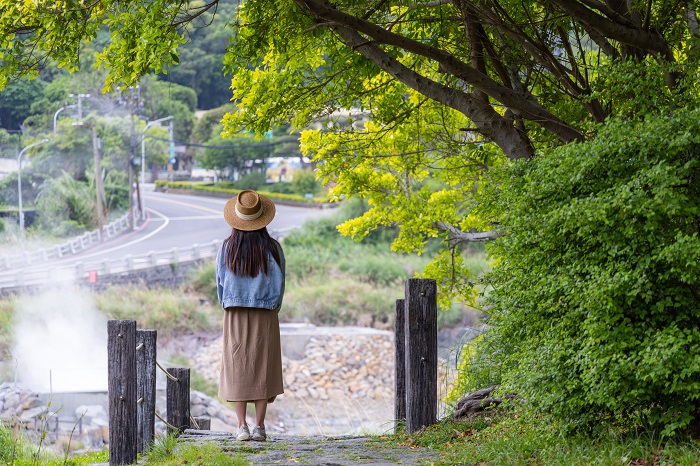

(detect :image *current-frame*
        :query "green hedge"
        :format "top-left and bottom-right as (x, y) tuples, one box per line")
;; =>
(155, 180), (329, 204)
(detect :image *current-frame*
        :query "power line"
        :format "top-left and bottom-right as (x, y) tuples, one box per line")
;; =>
(148, 136), (295, 149)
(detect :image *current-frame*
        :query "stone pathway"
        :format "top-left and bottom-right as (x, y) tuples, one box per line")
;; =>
(177, 430), (440, 465)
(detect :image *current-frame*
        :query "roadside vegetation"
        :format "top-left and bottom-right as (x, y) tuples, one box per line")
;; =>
(390, 412), (700, 466)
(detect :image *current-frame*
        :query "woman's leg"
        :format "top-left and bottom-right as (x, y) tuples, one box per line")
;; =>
(253, 399), (267, 428)
(233, 401), (247, 427)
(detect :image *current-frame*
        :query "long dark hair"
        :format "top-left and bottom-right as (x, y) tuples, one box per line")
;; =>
(223, 227), (282, 277)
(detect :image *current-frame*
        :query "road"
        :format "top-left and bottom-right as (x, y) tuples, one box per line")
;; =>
(0, 190), (334, 285)
(74, 190), (333, 260)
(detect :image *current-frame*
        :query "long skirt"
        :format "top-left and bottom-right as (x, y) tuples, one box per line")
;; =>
(218, 307), (284, 402)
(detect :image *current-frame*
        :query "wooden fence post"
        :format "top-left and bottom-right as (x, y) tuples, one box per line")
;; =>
(136, 329), (157, 454)
(404, 279), (437, 433)
(394, 298), (406, 432)
(108, 320), (137, 465)
(192, 417), (211, 430)
(166, 368), (190, 435)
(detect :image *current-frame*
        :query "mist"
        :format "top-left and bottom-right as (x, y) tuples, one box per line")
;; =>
(12, 287), (108, 393)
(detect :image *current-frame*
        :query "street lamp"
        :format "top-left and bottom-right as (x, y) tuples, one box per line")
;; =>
(17, 139), (49, 258)
(140, 116), (174, 220)
(53, 104), (77, 134)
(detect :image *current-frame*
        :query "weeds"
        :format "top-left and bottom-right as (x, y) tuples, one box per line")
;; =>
(145, 434), (249, 465)
(390, 411), (700, 466)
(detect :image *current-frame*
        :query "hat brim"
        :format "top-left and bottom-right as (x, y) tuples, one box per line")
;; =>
(223, 193), (276, 231)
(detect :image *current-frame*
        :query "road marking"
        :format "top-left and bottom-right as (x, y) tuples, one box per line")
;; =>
(165, 215), (221, 221)
(37, 208), (172, 265)
(145, 194), (222, 215)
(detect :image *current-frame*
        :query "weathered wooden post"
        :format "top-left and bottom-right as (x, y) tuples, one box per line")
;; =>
(192, 417), (211, 430)
(166, 368), (190, 434)
(108, 320), (137, 465)
(136, 329), (157, 454)
(394, 298), (406, 432)
(404, 279), (438, 433)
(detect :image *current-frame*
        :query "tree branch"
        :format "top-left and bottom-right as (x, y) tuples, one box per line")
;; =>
(295, 0), (584, 147)
(435, 222), (500, 245)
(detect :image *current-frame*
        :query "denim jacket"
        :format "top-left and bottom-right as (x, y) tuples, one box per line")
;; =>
(216, 241), (285, 312)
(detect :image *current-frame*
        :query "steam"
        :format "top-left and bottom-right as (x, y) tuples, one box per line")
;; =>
(12, 287), (108, 393)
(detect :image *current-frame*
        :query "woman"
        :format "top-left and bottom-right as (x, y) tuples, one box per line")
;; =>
(216, 189), (285, 442)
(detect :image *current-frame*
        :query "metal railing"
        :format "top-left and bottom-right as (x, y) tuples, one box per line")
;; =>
(0, 240), (221, 290)
(0, 213), (132, 271)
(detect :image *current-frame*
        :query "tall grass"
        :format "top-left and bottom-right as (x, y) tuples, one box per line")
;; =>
(95, 286), (219, 337)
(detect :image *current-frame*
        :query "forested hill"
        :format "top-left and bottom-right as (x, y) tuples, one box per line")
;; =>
(0, 0), (238, 133)
(159, 0), (239, 110)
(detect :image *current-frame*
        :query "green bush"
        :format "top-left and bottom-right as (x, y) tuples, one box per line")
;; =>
(263, 181), (294, 194)
(337, 254), (408, 286)
(0, 218), (4, 234)
(234, 171), (266, 190)
(291, 169), (320, 195)
(474, 108), (700, 436)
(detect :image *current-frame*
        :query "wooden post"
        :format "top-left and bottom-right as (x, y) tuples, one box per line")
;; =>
(166, 368), (190, 435)
(192, 417), (211, 431)
(108, 320), (137, 465)
(136, 330), (157, 454)
(404, 279), (438, 433)
(394, 298), (406, 432)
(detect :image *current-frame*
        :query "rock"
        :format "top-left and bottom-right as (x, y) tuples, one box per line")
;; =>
(190, 404), (207, 417)
(21, 397), (41, 411)
(75, 404), (106, 420)
(3, 393), (20, 410)
(19, 406), (47, 421)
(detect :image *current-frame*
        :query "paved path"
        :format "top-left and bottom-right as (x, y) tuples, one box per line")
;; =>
(177, 430), (439, 465)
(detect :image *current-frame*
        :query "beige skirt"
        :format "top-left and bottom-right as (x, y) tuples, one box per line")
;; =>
(218, 307), (284, 402)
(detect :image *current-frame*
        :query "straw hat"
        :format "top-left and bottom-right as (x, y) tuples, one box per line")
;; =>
(223, 189), (276, 231)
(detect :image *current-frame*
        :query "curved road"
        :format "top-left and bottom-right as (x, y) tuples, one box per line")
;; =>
(0, 190), (334, 283)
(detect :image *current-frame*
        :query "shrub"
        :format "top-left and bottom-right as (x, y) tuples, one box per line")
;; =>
(474, 108), (700, 436)
(234, 171), (266, 190)
(291, 169), (320, 195)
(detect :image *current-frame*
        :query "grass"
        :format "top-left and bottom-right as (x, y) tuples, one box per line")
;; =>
(94, 285), (220, 337)
(0, 421), (109, 465)
(145, 433), (249, 465)
(388, 411), (700, 466)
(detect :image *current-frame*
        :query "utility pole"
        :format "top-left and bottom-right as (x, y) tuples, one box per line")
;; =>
(69, 93), (91, 123)
(92, 124), (105, 237)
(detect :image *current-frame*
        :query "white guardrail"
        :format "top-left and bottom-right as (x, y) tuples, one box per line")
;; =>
(0, 240), (222, 290)
(0, 213), (132, 271)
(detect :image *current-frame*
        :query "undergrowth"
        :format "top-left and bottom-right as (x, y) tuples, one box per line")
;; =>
(145, 434), (248, 465)
(391, 411), (700, 466)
